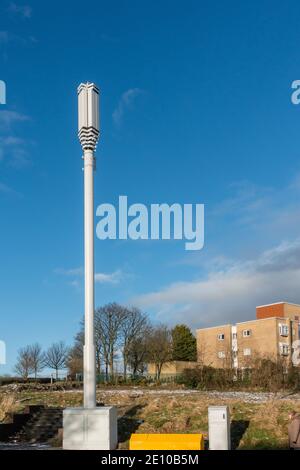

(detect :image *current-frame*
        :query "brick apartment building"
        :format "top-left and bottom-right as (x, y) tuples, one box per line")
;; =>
(196, 302), (300, 369)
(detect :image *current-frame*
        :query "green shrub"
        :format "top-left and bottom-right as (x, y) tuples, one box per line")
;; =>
(179, 362), (300, 391)
(179, 366), (235, 390)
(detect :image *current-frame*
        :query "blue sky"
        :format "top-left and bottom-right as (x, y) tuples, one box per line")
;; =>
(2, 0), (300, 374)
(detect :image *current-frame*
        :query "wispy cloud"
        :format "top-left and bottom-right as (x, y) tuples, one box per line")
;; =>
(0, 110), (30, 131)
(0, 110), (32, 167)
(68, 279), (81, 290)
(0, 30), (36, 49)
(0, 136), (31, 168)
(0, 182), (22, 197)
(112, 88), (143, 126)
(8, 2), (32, 19)
(55, 267), (124, 286)
(212, 180), (272, 225)
(54, 267), (84, 277)
(95, 269), (123, 284)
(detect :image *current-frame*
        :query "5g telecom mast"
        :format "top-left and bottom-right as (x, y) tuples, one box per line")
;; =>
(63, 83), (117, 450)
(78, 82), (99, 409)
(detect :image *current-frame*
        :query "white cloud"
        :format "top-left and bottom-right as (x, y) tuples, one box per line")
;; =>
(112, 88), (143, 126)
(8, 2), (32, 19)
(95, 269), (123, 284)
(55, 267), (123, 285)
(68, 279), (81, 290)
(54, 267), (84, 277)
(133, 239), (300, 329)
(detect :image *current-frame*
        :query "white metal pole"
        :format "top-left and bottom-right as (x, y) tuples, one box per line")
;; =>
(64, 84), (117, 451)
(78, 82), (100, 409)
(83, 148), (96, 408)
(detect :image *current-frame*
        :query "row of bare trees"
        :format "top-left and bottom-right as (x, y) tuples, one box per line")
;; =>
(15, 341), (69, 380)
(14, 303), (197, 381)
(68, 303), (174, 380)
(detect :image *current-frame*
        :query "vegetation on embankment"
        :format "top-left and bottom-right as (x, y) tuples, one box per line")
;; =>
(1, 385), (299, 449)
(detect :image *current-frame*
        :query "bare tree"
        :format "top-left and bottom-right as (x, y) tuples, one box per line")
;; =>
(28, 343), (44, 379)
(94, 321), (103, 375)
(69, 318), (103, 378)
(95, 303), (124, 379)
(197, 338), (210, 368)
(72, 303), (150, 381)
(44, 341), (69, 380)
(67, 331), (83, 377)
(128, 334), (149, 376)
(120, 307), (149, 378)
(14, 346), (34, 379)
(146, 325), (172, 381)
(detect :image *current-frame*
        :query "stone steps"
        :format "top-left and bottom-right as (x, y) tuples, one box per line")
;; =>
(0, 405), (44, 441)
(9, 407), (63, 443)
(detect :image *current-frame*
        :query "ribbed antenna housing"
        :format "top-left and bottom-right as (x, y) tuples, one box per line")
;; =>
(78, 82), (100, 151)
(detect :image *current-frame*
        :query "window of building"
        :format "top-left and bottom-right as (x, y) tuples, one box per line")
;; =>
(279, 343), (289, 356)
(217, 351), (225, 359)
(279, 324), (289, 337)
(217, 333), (225, 341)
(232, 333), (237, 340)
(242, 329), (251, 337)
(243, 348), (251, 356)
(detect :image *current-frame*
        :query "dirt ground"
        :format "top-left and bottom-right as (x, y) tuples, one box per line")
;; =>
(1, 385), (300, 449)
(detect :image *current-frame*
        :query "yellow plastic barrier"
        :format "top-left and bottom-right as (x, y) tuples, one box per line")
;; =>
(129, 433), (204, 450)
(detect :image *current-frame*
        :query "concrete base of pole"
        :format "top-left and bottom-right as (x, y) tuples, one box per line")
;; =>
(63, 407), (118, 450)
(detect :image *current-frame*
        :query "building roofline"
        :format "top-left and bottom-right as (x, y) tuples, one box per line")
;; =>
(196, 324), (232, 332)
(256, 301), (300, 308)
(236, 317), (291, 325)
(196, 316), (297, 331)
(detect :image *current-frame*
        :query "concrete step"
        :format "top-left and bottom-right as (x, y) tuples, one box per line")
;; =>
(9, 407), (63, 443)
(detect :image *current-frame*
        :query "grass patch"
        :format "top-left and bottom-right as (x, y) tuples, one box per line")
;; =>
(0, 394), (19, 422)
